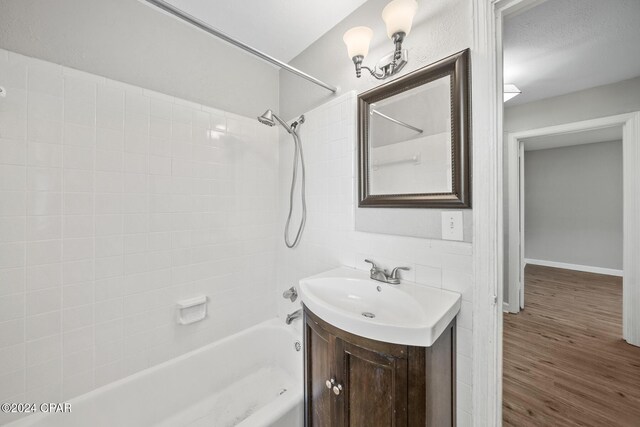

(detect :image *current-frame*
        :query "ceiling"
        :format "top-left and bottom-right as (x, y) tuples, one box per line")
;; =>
(165, 0), (369, 63)
(522, 126), (622, 151)
(503, 0), (640, 106)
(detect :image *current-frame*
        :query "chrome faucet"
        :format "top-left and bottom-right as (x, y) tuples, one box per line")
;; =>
(364, 259), (410, 285)
(286, 309), (302, 325)
(282, 286), (298, 302)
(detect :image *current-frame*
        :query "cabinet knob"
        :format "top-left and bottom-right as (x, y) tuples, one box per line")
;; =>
(326, 378), (335, 389)
(332, 383), (343, 396)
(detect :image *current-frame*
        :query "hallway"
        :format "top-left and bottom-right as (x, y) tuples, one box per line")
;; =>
(503, 265), (640, 426)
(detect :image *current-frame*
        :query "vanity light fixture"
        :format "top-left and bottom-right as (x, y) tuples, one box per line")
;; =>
(504, 84), (522, 102)
(343, 0), (418, 80)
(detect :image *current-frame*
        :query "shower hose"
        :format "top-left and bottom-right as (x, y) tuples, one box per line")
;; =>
(285, 125), (306, 248)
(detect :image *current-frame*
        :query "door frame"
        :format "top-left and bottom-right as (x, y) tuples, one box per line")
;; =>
(505, 113), (640, 348)
(474, 0), (640, 423)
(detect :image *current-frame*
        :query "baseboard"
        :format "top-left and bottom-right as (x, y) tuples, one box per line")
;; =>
(502, 302), (510, 312)
(524, 258), (623, 277)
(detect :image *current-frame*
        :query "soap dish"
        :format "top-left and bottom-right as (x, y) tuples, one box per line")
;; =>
(176, 296), (208, 325)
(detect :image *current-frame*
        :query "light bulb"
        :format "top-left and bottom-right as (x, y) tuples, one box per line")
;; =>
(343, 26), (374, 59)
(382, 0), (418, 39)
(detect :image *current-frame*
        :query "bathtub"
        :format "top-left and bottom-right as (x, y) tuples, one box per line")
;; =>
(6, 319), (303, 427)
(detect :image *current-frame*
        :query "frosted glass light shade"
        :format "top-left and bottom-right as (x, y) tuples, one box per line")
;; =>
(343, 26), (374, 59)
(382, 0), (418, 38)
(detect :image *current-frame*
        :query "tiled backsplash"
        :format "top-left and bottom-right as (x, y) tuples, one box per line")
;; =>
(276, 92), (474, 424)
(0, 49), (279, 417)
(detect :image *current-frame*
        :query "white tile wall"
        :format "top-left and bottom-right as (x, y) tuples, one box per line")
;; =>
(276, 92), (474, 420)
(0, 50), (279, 423)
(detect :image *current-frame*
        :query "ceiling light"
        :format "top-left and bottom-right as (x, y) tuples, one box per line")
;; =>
(343, 0), (418, 80)
(504, 84), (521, 102)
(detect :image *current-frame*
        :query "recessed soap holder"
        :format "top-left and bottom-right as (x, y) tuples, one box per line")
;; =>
(176, 296), (208, 325)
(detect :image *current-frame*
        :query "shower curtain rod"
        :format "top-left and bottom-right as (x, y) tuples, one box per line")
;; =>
(371, 109), (423, 133)
(142, 0), (338, 93)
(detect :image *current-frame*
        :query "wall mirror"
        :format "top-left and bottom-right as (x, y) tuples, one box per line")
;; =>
(358, 49), (471, 208)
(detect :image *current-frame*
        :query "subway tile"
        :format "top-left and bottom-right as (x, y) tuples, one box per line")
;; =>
(63, 145), (94, 170)
(0, 191), (26, 215)
(62, 305), (93, 332)
(27, 118), (62, 144)
(26, 240), (61, 266)
(27, 166), (62, 191)
(26, 215), (61, 241)
(63, 282), (94, 308)
(0, 216), (26, 242)
(62, 369), (94, 400)
(0, 138), (27, 165)
(28, 61), (63, 97)
(63, 169), (93, 192)
(0, 369), (25, 400)
(26, 263), (61, 291)
(63, 348), (93, 378)
(26, 358), (61, 391)
(27, 142), (62, 168)
(26, 335), (61, 367)
(0, 267), (25, 296)
(26, 287), (61, 316)
(27, 191), (61, 216)
(64, 123), (95, 148)
(25, 311), (61, 341)
(62, 260), (94, 285)
(62, 326), (93, 355)
(442, 269), (473, 302)
(0, 164), (26, 190)
(0, 344), (25, 376)
(0, 319), (25, 348)
(63, 193), (93, 215)
(0, 242), (26, 268)
(0, 292), (25, 322)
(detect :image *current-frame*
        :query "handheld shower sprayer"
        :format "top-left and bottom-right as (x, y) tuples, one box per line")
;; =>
(257, 109), (307, 249)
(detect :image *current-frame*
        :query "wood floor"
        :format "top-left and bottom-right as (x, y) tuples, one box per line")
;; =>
(503, 264), (640, 427)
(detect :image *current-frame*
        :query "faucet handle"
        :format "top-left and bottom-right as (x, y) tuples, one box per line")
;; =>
(364, 259), (379, 271)
(390, 266), (410, 279)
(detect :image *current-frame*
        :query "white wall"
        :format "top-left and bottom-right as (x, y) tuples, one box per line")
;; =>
(276, 93), (474, 425)
(0, 0), (279, 118)
(524, 141), (623, 270)
(370, 133), (452, 194)
(279, 0), (473, 242)
(0, 50), (279, 424)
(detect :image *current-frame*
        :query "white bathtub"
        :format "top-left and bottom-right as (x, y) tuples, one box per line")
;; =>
(6, 319), (303, 427)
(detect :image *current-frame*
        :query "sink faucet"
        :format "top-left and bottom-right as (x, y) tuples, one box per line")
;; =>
(364, 259), (410, 285)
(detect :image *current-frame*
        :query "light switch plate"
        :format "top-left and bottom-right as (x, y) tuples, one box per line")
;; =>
(441, 211), (463, 241)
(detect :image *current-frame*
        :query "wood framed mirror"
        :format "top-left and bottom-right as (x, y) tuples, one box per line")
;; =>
(358, 49), (471, 208)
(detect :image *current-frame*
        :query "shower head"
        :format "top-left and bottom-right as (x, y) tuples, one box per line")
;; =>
(257, 109), (276, 127)
(257, 109), (293, 134)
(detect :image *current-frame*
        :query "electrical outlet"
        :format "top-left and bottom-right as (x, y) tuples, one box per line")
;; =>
(441, 211), (463, 241)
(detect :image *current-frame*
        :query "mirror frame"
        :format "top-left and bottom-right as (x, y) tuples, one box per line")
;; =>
(358, 49), (471, 208)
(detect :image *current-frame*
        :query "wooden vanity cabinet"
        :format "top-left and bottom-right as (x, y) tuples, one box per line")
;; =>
(303, 306), (456, 427)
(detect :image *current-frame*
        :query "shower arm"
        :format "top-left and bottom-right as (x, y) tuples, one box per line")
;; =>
(141, 0), (338, 94)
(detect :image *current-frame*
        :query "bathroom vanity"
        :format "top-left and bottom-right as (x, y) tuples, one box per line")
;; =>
(298, 267), (461, 427)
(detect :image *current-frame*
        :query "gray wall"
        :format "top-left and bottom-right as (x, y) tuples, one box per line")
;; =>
(0, 0), (279, 118)
(503, 76), (640, 302)
(505, 76), (640, 133)
(524, 141), (623, 270)
(280, 0), (473, 241)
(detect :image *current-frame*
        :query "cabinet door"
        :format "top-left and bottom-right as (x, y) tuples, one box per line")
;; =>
(304, 313), (335, 427)
(334, 337), (408, 427)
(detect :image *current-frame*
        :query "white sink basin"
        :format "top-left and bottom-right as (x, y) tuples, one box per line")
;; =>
(298, 267), (461, 347)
